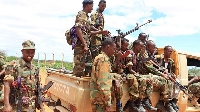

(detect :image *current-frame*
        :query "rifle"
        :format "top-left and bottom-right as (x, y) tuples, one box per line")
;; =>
(151, 62), (194, 102)
(35, 59), (54, 111)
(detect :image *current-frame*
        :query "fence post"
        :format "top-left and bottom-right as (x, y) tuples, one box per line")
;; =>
(62, 53), (64, 69)
(44, 53), (46, 67)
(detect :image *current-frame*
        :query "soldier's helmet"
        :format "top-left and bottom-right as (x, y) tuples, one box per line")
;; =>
(22, 40), (35, 50)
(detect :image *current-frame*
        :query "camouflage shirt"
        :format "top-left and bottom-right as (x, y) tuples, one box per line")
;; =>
(4, 57), (37, 110)
(90, 9), (104, 31)
(90, 52), (112, 106)
(0, 55), (5, 71)
(75, 10), (91, 46)
(157, 54), (175, 73)
(136, 51), (162, 75)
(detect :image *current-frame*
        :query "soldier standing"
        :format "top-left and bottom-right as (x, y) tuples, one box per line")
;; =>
(90, 38), (116, 112)
(90, 0), (108, 60)
(73, 0), (109, 77)
(146, 42), (177, 112)
(0, 54), (5, 110)
(3, 40), (44, 112)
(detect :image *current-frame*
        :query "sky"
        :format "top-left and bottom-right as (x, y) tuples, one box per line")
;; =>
(0, 0), (200, 62)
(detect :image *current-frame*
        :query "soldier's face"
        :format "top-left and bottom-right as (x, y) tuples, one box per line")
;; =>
(121, 41), (129, 52)
(139, 35), (147, 42)
(148, 44), (156, 54)
(88, 4), (93, 13)
(99, 2), (106, 12)
(137, 42), (144, 52)
(165, 47), (173, 57)
(108, 43), (116, 57)
(21, 49), (35, 62)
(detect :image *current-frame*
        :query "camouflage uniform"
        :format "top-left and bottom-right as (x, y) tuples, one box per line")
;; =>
(73, 10), (92, 77)
(3, 40), (38, 112)
(90, 52), (123, 112)
(90, 9), (104, 60)
(90, 52), (112, 112)
(136, 52), (170, 100)
(0, 55), (5, 109)
(157, 55), (175, 99)
(124, 54), (139, 101)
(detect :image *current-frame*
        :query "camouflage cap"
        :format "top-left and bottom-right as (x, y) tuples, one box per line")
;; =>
(22, 40), (35, 50)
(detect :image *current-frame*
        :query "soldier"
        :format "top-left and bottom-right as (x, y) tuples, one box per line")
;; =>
(135, 39), (177, 111)
(0, 54), (5, 110)
(90, 38), (116, 112)
(3, 40), (43, 112)
(90, 0), (108, 60)
(119, 38), (140, 111)
(137, 32), (148, 47)
(188, 74), (200, 107)
(146, 41), (177, 112)
(73, 0), (109, 77)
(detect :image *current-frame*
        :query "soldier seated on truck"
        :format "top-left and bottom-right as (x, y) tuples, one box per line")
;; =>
(155, 45), (180, 112)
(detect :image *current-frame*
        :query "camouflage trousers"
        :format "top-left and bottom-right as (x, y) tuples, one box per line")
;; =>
(73, 44), (92, 77)
(111, 73), (123, 103)
(90, 45), (101, 61)
(137, 74), (153, 99)
(152, 75), (171, 101)
(126, 74), (139, 101)
(188, 82), (200, 98)
(91, 104), (106, 112)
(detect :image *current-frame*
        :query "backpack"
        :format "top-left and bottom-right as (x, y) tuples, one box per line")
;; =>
(65, 29), (72, 45)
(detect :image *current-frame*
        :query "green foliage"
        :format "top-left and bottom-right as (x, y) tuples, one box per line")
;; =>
(188, 67), (200, 76)
(5, 56), (73, 70)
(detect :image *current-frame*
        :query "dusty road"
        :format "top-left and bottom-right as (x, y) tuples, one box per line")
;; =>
(36, 68), (53, 112)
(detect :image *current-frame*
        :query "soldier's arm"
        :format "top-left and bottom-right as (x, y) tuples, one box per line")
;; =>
(141, 52), (163, 76)
(75, 12), (87, 47)
(97, 60), (112, 106)
(90, 12), (99, 31)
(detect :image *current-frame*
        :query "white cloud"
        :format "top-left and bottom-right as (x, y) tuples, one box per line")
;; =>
(0, 0), (200, 62)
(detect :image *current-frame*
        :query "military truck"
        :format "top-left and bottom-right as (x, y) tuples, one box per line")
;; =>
(45, 48), (200, 112)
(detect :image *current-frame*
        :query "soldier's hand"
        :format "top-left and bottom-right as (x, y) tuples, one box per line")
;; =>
(3, 104), (12, 112)
(101, 30), (109, 34)
(161, 73), (169, 80)
(146, 78), (152, 84)
(83, 46), (89, 54)
(192, 76), (199, 81)
(105, 106), (111, 112)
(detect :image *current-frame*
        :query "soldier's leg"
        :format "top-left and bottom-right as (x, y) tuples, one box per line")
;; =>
(111, 73), (123, 112)
(124, 74), (139, 111)
(91, 104), (106, 112)
(137, 75), (150, 112)
(154, 76), (176, 112)
(73, 45), (85, 77)
(141, 75), (157, 111)
(168, 80), (179, 111)
(0, 84), (4, 110)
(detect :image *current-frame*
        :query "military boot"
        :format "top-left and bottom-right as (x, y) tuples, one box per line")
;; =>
(170, 98), (179, 112)
(123, 99), (130, 111)
(116, 102), (124, 112)
(164, 102), (176, 112)
(155, 100), (165, 110)
(130, 100), (140, 112)
(143, 97), (157, 111)
(136, 98), (146, 112)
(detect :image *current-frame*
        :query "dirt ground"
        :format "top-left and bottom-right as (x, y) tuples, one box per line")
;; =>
(36, 68), (53, 112)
